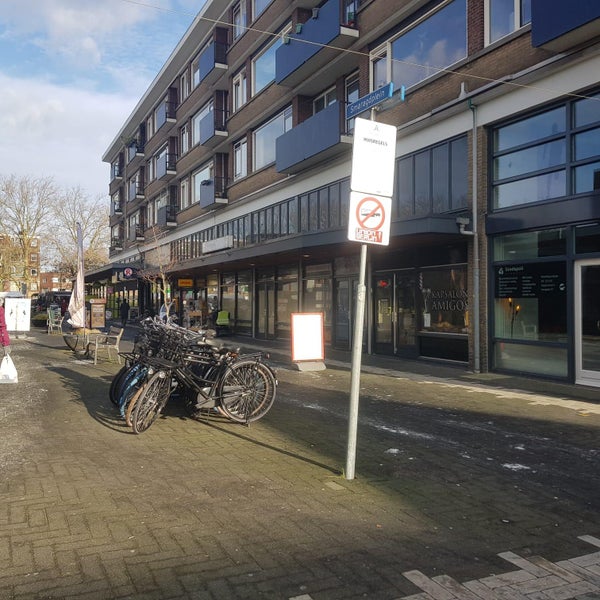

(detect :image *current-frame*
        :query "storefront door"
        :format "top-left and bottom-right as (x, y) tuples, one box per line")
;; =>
(373, 270), (417, 356)
(257, 281), (275, 339)
(333, 278), (357, 350)
(575, 259), (600, 386)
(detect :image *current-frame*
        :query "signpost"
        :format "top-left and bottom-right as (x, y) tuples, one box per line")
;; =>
(345, 107), (397, 481)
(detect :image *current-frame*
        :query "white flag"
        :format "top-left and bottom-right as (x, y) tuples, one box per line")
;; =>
(67, 223), (86, 329)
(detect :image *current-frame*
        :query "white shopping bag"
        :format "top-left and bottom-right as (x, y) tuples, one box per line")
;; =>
(0, 354), (18, 383)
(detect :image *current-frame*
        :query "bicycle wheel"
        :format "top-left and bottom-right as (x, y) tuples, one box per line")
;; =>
(217, 360), (277, 423)
(109, 364), (131, 406)
(130, 370), (172, 434)
(117, 363), (149, 418)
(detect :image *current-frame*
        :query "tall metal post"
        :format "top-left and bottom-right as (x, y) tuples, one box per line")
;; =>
(345, 242), (368, 480)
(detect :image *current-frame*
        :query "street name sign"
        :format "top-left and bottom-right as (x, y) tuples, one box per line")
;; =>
(346, 82), (394, 120)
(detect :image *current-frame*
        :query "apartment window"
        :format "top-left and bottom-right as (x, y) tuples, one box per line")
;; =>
(313, 87), (337, 114)
(192, 53), (202, 89)
(180, 177), (191, 210)
(180, 70), (190, 101)
(253, 0), (270, 20)
(371, 0), (467, 91)
(234, 137), (248, 180)
(146, 157), (155, 184)
(147, 199), (156, 227)
(253, 107), (292, 170)
(192, 101), (213, 146)
(252, 30), (287, 96)
(487, 0), (531, 45)
(180, 123), (189, 155)
(146, 115), (154, 140)
(345, 73), (360, 132)
(232, 69), (247, 112)
(233, 1), (246, 40)
(30, 254), (38, 264)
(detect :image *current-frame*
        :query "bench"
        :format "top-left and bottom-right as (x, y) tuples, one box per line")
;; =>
(89, 326), (124, 365)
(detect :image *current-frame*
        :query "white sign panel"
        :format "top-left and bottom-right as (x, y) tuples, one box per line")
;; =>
(350, 117), (397, 197)
(347, 192), (391, 246)
(4, 297), (31, 332)
(291, 313), (324, 362)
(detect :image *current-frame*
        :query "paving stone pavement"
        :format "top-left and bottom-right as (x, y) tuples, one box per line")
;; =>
(0, 329), (598, 600)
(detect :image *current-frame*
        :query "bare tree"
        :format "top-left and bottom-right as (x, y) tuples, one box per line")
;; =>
(46, 186), (110, 276)
(0, 174), (57, 292)
(137, 225), (177, 318)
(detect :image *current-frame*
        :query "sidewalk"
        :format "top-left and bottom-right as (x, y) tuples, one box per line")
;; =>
(0, 329), (598, 599)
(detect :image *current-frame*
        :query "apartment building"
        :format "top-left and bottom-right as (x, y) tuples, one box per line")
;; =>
(100, 0), (600, 385)
(0, 234), (41, 298)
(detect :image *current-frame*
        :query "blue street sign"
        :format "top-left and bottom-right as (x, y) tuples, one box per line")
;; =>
(346, 82), (394, 120)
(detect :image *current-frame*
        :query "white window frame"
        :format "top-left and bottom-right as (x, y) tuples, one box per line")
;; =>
(251, 27), (289, 97)
(253, 107), (292, 171)
(180, 123), (189, 155)
(192, 162), (215, 204)
(180, 69), (190, 101)
(146, 114), (154, 140)
(485, 0), (531, 46)
(233, 1), (246, 40)
(313, 87), (337, 114)
(180, 177), (191, 210)
(192, 100), (213, 146)
(234, 137), (248, 180)
(232, 69), (247, 112)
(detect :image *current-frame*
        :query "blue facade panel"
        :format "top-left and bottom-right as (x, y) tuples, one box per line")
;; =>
(199, 42), (215, 82)
(276, 102), (342, 172)
(531, 0), (600, 47)
(276, 0), (340, 83)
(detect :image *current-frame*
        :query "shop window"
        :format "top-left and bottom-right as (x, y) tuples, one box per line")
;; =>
(493, 228), (566, 260)
(420, 266), (468, 335)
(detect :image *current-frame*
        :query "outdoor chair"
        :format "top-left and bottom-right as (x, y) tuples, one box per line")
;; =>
(215, 310), (231, 336)
(89, 326), (124, 365)
(47, 308), (64, 335)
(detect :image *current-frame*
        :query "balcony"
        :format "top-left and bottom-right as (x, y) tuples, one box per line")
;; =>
(111, 197), (124, 216)
(276, 101), (352, 174)
(128, 181), (145, 201)
(199, 108), (228, 148)
(199, 176), (228, 209)
(110, 237), (123, 251)
(531, 0), (600, 51)
(157, 152), (177, 181)
(157, 204), (178, 228)
(155, 101), (177, 133)
(128, 225), (145, 242)
(276, 0), (359, 92)
(198, 40), (228, 89)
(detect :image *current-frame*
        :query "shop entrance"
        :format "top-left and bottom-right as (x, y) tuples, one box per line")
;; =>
(575, 259), (600, 386)
(256, 280), (275, 339)
(373, 270), (417, 357)
(333, 278), (357, 350)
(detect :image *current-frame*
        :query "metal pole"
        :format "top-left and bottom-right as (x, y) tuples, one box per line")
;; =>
(345, 242), (368, 480)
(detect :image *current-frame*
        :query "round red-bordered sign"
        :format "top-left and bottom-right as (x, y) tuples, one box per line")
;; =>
(355, 196), (385, 230)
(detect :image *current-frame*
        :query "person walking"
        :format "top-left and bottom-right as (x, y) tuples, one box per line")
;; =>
(0, 299), (10, 355)
(120, 299), (130, 328)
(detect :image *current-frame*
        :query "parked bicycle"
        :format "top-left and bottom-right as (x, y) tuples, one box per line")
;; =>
(110, 317), (277, 434)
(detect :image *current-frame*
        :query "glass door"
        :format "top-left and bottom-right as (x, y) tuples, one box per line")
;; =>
(373, 270), (417, 356)
(575, 259), (600, 386)
(257, 281), (275, 339)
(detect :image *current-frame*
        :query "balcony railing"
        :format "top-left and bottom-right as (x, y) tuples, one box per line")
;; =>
(276, 0), (359, 90)
(199, 176), (228, 209)
(128, 181), (145, 201)
(155, 101), (177, 132)
(276, 101), (351, 174)
(110, 237), (123, 250)
(198, 40), (228, 89)
(128, 225), (145, 242)
(199, 109), (228, 147)
(157, 152), (177, 180)
(127, 142), (145, 163)
(157, 204), (178, 228)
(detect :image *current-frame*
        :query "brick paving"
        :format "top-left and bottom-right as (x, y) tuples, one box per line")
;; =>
(0, 329), (598, 599)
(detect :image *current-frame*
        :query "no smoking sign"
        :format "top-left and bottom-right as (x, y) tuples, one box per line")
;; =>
(347, 192), (391, 246)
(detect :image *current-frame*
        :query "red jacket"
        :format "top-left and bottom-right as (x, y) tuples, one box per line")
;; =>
(0, 305), (10, 347)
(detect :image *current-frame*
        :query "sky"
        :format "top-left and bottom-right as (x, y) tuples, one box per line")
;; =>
(0, 0), (205, 200)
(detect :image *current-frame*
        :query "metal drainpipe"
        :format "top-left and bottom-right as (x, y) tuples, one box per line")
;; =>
(469, 99), (481, 374)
